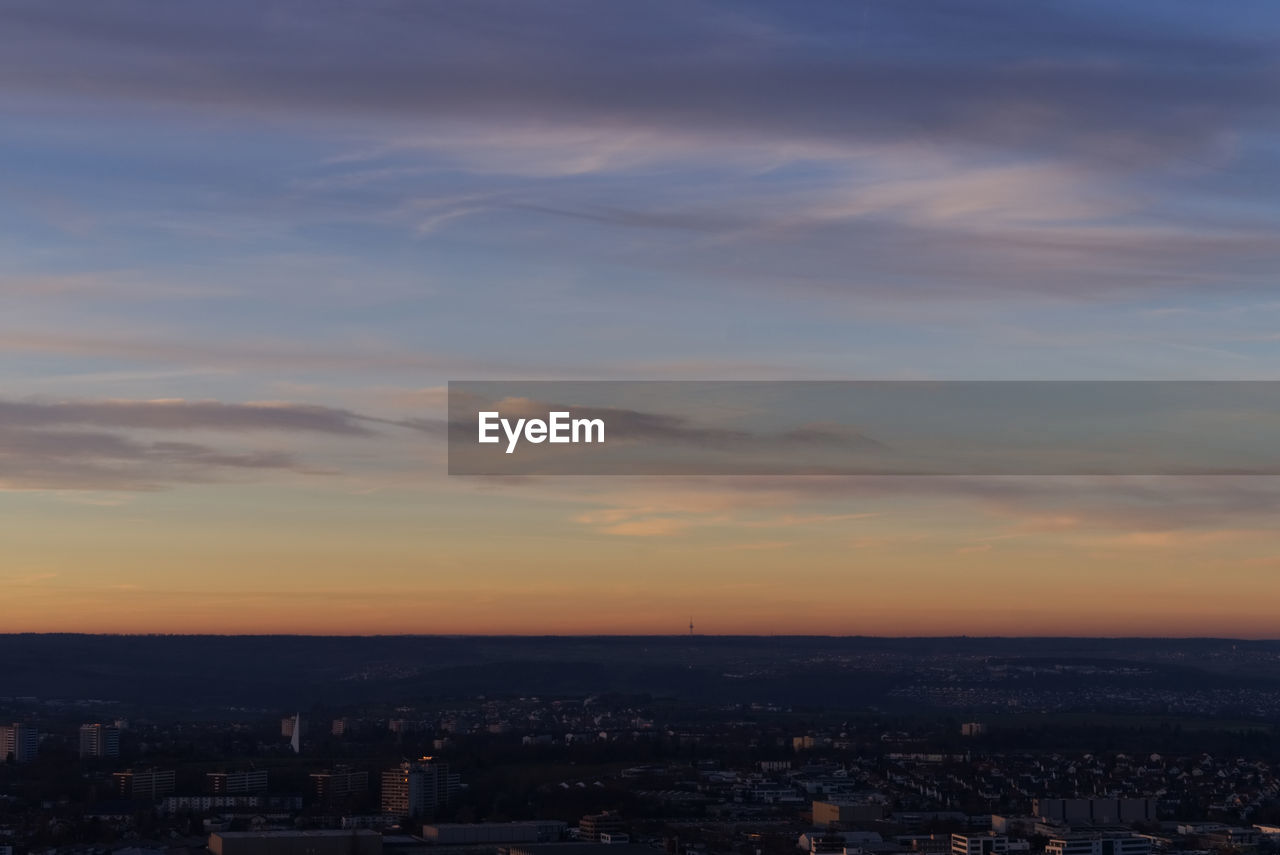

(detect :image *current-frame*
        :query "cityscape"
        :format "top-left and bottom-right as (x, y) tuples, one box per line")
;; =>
(3, 638), (1280, 853)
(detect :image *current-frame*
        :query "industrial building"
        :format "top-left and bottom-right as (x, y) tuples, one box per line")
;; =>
(209, 829), (382, 855)
(421, 821), (567, 845)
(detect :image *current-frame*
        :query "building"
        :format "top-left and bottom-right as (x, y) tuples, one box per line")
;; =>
(0, 723), (38, 764)
(1190, 828), (1260, 849)
(580, 812), (627, 843)
(162, 794), (263, 814)
(904, 835), (954, 854)
(389, 719), (425, 734)
(952, 834), (1009, 855)
(281, 713), (303, 752)
(209, 829), (382, 855)
(742, 782), (805, 804)
(961, 722), (986, 737)
(162, 793), (302, 814)
(814, 800), (887, 826)
(1034, 800), (1155, 826)
(1045, 836), (1151, 855)
(380, 758), (459, 818)
(508, 845), (653, 855)
(312, 766), (370, 803)
(114, 768), (177, 799)
(79, 723), (120, 759)
(800, 831), (883, 855)
(333, 717), (350, 736)
(421, 821), (567, 845)
(207, 769), (269, 794)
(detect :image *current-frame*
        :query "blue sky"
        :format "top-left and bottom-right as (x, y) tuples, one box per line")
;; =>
(4, 0), (1279, 401)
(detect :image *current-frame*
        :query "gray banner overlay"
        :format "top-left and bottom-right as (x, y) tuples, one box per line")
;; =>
(447, 381), (1280, 475)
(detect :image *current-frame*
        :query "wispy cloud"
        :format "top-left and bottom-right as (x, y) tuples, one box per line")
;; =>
(0, 397), (425, 491)
(0, 398), (378, 435)
(1, 2), (1272, 167)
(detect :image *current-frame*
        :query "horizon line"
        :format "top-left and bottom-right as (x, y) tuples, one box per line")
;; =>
(3, 632), (1278, 642)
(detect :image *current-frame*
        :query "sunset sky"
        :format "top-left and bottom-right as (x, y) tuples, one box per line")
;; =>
(3, 1), (1280, 635)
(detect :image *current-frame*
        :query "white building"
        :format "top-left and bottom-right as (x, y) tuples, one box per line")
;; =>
(1045, 836), (1151, 855)
(952, 833), (1009, 855)
(208, 769), (269, 794)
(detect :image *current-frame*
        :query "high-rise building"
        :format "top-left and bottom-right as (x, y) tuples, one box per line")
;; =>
(115, 768), (177, 799)
(79, 724), (121, 759)
(311, 766), (369, 804)
(332, 718), (349, 736)
(208, 769), (269, 794)
(380, 758), (459, 818)
(0, 723), (39, 764)
(580, 812), (628, 842)
(280, 713), (302, 753)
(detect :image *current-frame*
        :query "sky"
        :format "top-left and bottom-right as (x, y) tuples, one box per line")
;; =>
(2, 0), (1280, 636)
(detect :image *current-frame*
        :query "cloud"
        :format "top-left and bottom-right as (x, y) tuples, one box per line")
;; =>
(598, 517), (693, 537)
(0, 398), (378, 435)
(1092, 529), (1262, 549)
(569, 497), (884, 539)
(0, 1), (1272, 168)
(0, 424), (310, 491)
(0, 396), (425, 491)
(0, 329), (554, 378)
(0, 270), (241, 300)
(682, 474), (1280, 533)
(0, 0), (1275, 315)
(478, 471), (1280, 541)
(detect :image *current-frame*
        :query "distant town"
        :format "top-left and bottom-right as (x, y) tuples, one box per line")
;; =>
(2, 636), (1280, 855)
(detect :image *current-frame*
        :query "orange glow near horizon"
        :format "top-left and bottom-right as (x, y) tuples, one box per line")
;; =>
(5, 501), (1274, 634)
(4, 477), (1278, 638)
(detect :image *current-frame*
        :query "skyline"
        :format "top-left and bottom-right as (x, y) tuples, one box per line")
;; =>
(4, 1), (1280, 636)
(4, 632), (1280, 639)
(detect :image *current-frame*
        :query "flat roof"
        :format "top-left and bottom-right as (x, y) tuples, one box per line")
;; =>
(212, 829), (381, 838)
